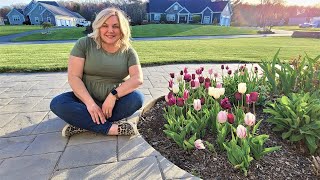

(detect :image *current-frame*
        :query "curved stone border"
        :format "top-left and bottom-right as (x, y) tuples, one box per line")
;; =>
(135, 96), (201, 180)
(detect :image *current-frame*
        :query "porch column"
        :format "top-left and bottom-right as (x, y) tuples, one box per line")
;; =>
(177, 13), (179, 23)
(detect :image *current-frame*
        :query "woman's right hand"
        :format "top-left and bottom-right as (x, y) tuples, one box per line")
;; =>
(86, 103), (106, 125)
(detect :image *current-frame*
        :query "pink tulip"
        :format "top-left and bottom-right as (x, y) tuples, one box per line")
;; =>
(167, 96), (176, 106)
(183, 90), (189, 100)
(194, 139), (205, 150)
(236, 125), (247, 139)
(184, 73), (191, 82)
(194, 79), (200, 88)
(244, 112), (256, 126)
(208, 68), (213, 75)
(249, 92), (259, 103)
(216, 83), (222, 88)
(205, 77), (210, 83)
(217, 111), (228, 123)
(214, 73), (218, 78)
(193, 99), (201, 111)
(205, 82), (211, 89)
(165, 92), (173, 102)
(184, 67), (188, 74)
(246, 94), (251, 104)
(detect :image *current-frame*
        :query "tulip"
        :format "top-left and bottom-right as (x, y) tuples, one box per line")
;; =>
(167, 96), (176, 106)
(184, 67), (188, 74)
(183, 90), (189, 100)
(192, 73), (196, 80)
(246, 94), (251, 104)
(227, 113), (235, 124)
(254, 66), (258, 73)
(172, 84), (179, 94)
(205, 82), (211, 89)
(216, 83), (222, 88)
(196, 68), (202, 75)
(169, 73), (174, 79)
(208, 87), (220, 99)
(217, 111), (228, 123)
(220, 97), (231, 110)
(214, 73), (218, 78)
(194, 139), (205, 150)
(226, 65), (229, 70)
(165, 95), (169, 102)
(198, 76), (204, 83)
(221, 65), (224, 70)
(165, 92), (174, 102)
(244, 112), (256, 126)
(228, 70), (232, 75)
(191, 80), (195, 88)
(205, 77), (210, 83)
(200, 67), (204, 71)
(234, 92), (242, 101)
(180, 70), (183, 75)
(194, 79), (200, 88)
(208, 68), (213, 75)
(236, 125), (247, 139)
(168, 79), (173, 89)
(193, 99), (201, 111)
(200, 97), (205, 105)
(238, 83), (247, 94)
(249, 92), (259, 103)
(176, 98), (185, 107)
(184, 73), (191, 82)
(219, 88), (225, 96)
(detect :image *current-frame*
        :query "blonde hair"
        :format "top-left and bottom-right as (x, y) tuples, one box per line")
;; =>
(88, 7), (131, 52)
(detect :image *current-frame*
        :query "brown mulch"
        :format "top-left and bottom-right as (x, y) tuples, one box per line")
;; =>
(138, 97), (319, 179)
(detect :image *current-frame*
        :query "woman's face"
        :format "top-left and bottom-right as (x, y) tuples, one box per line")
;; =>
(99, 15), (122, 46)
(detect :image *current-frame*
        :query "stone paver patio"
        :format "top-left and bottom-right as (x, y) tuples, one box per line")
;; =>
(0, 64), (255, 179)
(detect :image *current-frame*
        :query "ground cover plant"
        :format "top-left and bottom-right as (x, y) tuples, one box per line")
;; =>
(11, 24), (257, 41)
(139, 52), (320, 178)
(1, 37), (320, 72)
(0, 25), (42, 36)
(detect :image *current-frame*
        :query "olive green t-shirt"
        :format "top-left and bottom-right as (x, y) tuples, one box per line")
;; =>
(70, 36), (140, 102)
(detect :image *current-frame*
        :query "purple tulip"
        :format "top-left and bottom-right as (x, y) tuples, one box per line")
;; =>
(168, 79), (173, 88)
(221, 65), (224, 70)
(191, 80), (195, 88)
(228, 70), (232, 75)
(246, 94), (251, 104)
(176, 98), (185, 107)
(214, 73), (218, 78)
(200, 67), (204, 71)
(250, 92), (259, 102)
(170, 73), (174, 79)
(205, 82), (211, 89)
(192, 73), (196, 80)
(254, 67), (258, 73)
(180, 70), (183, 75)
(234, 92), (242, 101)
(220, 97), (232, 110)
(184, 67), (188, 74)
(184, 73), (192, 82)
(167, 96), (176, 106)
(226, 65), (229, 70)
(205, 77), (210, 83)
(200, 97), (205, 105)
(196, 68), (202, 75)
(198, 76), (204, 83)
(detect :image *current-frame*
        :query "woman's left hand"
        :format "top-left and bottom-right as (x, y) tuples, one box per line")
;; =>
(102, 94), (117, 119)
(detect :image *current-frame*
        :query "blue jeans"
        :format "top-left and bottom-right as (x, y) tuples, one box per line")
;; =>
(50, 91), (144, 134)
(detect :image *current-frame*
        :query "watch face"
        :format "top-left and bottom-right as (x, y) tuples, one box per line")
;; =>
(111, 89), (117, 95)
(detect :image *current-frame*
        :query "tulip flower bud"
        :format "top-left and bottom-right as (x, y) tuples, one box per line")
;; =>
(221, 65), (224, 70)
(168, 79), (173, 89)
(228, 70), (232, 75)
(200, 67), (204, 71)
(200, 97), (205, 105)
(192, 73), (196, 80)
(172, 84), (179, 94)
(246, 94), (251, 104)
(183, 90), (189, 100)
(244, 112), (256, 126)
(236, 125), (247, 139)
(194, 139), (205, 150)
(184, 73), (191, 82)
(208, 68), (213, 75)
(198, 76), (204, 83)
(205, 82), (211, 89)
(176, 98), (185, 107)
(217, 111), (228, 123)
(238, 83), (247, 94)
(249, 92), (259, 103)
(220, 97), (231, 110)
(180, 70), (183, 75)
(169, 73), (175, 79)
(234, 92), (242, 101)
(205, 77), (210, 83)
(184, 67), (188, 74)
(196, 68), (202, 75)
(227, 113), (235, 124)
(226, 65), (229, 70)
(193, 99), (202, 111)
(254, 67), (258, 73)
(191, 80), (195, 88)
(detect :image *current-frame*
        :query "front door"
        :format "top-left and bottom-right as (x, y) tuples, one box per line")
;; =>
(203, 16), (210, 24)
(179, 16), (187, 23)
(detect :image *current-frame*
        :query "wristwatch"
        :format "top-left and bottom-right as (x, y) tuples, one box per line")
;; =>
(111, 89), (120, 100)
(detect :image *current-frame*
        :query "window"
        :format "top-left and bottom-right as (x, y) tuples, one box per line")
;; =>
(35, 17), (39, 23)
(189, 15), (193, 21)
(167, 14), (175, 21)
(47, 17), (51, 22)
(174, 5), (178, 11)
(13, 15), (20, 21)
(39, 6), (42, 10)
(154, 14), (160, 21)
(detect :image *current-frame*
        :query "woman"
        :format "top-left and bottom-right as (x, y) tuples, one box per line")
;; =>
(50, 7), (144, 137)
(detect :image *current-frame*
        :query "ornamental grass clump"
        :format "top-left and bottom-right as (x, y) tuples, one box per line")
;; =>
(163, 65), (281, 176)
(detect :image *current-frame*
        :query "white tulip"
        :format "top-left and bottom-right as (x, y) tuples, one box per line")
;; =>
(238, 83), (247, 94)
(172, 84), (179, 94)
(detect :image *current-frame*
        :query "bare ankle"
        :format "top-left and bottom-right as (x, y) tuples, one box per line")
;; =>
(107, 124), (118, 135)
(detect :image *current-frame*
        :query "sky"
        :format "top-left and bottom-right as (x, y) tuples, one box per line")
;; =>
(0, 0), (319, 8)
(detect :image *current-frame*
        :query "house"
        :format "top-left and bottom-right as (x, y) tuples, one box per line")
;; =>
(0, 17), (5, 25)
(6, 0), (85, 26)
(147, 0), (233, 26)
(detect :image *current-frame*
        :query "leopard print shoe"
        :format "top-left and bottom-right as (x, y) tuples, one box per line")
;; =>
(62, 124), (87, 137)
(117, 121), (138, 136)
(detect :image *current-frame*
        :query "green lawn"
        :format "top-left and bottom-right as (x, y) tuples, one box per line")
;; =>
(1, 37), (319, 72)
(13, 24), (258, 41)
(0, 25), (42, 36)
(13, 27), (87, 41)
(272, 26), (320, 32)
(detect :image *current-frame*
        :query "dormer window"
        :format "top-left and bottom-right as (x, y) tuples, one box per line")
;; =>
(39, 6), (42, 10)
(174, 5), (178, 11)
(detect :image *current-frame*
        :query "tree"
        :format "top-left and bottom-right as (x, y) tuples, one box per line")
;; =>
(42, 22), (52, 34)
(259, 0), (285, 31)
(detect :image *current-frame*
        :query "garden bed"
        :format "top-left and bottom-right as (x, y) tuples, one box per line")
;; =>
(138, 97), (318, 179)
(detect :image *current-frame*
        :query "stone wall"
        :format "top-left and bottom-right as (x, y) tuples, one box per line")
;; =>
(291, 31), (320, 38)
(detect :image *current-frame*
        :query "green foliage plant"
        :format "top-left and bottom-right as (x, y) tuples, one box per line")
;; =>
(264, 91), (320, 154)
